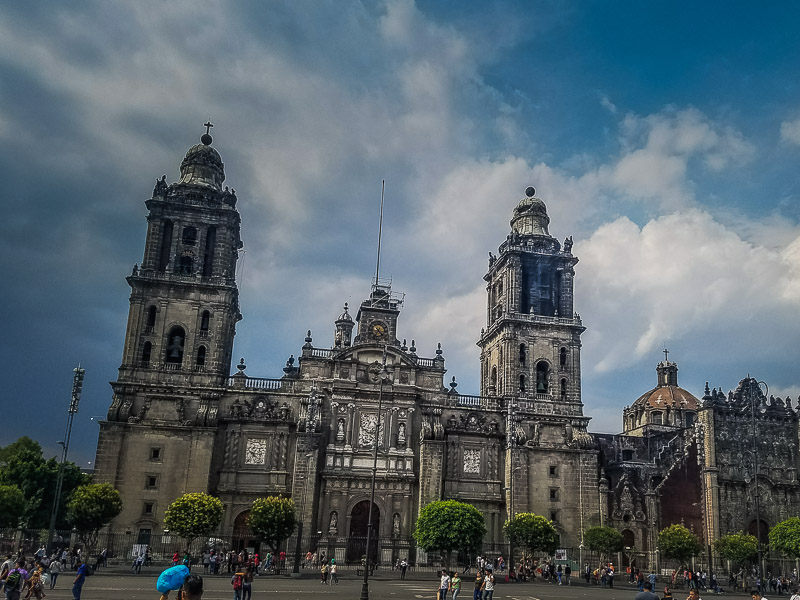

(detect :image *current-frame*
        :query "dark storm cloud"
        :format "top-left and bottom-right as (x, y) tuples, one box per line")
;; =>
(1, 0), (799, 465)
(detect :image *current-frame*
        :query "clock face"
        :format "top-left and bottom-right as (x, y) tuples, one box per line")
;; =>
(371, 322), (387, 339)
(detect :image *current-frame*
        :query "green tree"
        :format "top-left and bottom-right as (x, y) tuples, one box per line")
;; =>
(584, 525), (624, 563)
(66, 483), (123, 554)
(0, 485), (25, 528)
(414, 500), (486, 567)
(769, 517), (800, 559)
(247, 497), (297, 562)
(164, 493), (224, 552)
(658, 524), (701, 568)
(714, 531), (757, 582)
(0, 436), (90, 528)
(503, 513), (558, 558)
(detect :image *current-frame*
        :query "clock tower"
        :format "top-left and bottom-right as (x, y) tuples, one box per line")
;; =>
(353, 279), (403, 346)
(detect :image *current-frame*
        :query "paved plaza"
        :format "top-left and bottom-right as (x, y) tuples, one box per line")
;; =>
(37, 570), (757, 600)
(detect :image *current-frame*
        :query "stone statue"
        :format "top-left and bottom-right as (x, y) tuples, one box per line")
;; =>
(393, 513), (401, 536)
(153, 175), (168, 197)
(329, 511), (338, 535)
(336, 418), (346, 443)
(397, 422), (406, 446)
(563, 235), (573, 253)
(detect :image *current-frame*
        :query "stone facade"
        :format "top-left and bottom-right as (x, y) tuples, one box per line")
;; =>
(94, 131), (799, 568)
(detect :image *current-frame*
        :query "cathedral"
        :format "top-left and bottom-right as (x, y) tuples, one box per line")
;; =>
(94, 129), (800, 569)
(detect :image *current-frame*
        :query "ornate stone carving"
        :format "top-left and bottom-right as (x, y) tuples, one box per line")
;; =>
(464, 449), (481, 474)
(245, 438), (267, 465)
(359, 413), (384, 448)
(227, 396), (292, 422)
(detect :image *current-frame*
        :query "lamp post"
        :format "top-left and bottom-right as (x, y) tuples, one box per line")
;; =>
(360, 349), (389, 600)
(47, 366), (85, 552)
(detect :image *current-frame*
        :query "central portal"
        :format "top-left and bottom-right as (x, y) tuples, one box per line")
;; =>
(347, 500), (380, 564)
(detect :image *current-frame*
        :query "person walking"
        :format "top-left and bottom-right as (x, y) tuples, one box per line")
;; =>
(450, 571), (462, 600)
(439, 569), (451, 600)
(634, 581), (659, 600)
(47, 558), (61, 590)
(3, 559), (28, 600)
(71, 559), (89, 600)
(400, 559), (408, 580)
(481, 568), (495, 600)
(473, 570), (484, 600)
(330, 561), (338, 585)
(564, 563), (571, 586)
(231, 568), (245, 600)
(241, 566), (254, 600)
(180, 574), (204, 600)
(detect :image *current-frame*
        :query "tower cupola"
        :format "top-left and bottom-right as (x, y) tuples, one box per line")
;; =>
(177, 124), (225, 191)
(510, 186), (551, 237)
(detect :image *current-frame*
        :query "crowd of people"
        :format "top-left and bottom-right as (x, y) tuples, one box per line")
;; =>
(0, 545), (97, 600)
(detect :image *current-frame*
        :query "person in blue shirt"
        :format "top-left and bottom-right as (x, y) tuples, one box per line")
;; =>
(72, 558), (89, 600)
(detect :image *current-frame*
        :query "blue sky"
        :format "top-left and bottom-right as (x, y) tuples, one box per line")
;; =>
(2, 1), (800, 466)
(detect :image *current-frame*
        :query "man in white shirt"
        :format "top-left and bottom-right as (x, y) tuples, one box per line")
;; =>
(439, 570), (451, 600)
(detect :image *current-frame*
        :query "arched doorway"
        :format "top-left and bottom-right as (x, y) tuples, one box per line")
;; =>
(748, 518), (769, 541)
(621, 529), (636, 568)
(232, 511), (257, 553)
(346, 500), (380, 564)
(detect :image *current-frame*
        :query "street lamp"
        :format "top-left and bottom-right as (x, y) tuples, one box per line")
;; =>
(47, 366), (85, 552)
(360, 349), (389, 600)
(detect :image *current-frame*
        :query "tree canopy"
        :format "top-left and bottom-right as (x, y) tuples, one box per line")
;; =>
(503, 513), (558, 556)
(769, 517), (800, 559)
(0, 436), (90, 528)
(584, 525), (624, 561)
(247, 497), (298, 554)
(0, 485), (25, 528)
(714, 532), (757, 568)
(164, 493), (224, 550)
(67, 483), (122, 553)
(414, 500), (485, 565)
(658, 524), (701, 567)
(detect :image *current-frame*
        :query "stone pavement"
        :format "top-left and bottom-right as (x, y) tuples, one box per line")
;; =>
(37, 571), (758, 600)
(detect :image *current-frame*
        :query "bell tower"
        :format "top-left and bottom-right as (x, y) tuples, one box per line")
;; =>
(116, 124), (242, 389)
(94, 126), (243, 533)
(478, 187), (585, 412)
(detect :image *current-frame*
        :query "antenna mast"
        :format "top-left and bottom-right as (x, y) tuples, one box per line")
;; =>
(374, 180), (385, 289)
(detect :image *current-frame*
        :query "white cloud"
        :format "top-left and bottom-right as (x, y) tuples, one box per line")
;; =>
(600, 95), (617, 114)
(780, 117), (800, 145)
(577, 210), (800, 373)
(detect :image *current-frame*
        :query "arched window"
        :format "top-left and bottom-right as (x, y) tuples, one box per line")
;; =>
(560, 347), (567, 367)
(519, 374), (526, 392)
(165, 326), (185, 364)
(560, 378), (567, 399)
(652, 411), (663, 425)
(519, 343), (526, 367)
(200, 310), (210, 336)
(196, 345), (206, 368)
(536, 361), (549, 393)
(157, 220), (173, 272)
(685, 412), (695, 427)
(179, 255), (193, 275)
(146, 306), (157, 329)
(141, 341), (152, 366)
(202, 226), (216, 277)
(490, 366), (498, 389)
(182, 226), (197, 246)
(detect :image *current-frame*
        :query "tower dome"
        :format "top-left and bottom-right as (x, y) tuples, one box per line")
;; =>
(177, 130), (225, 191)
(622, 352), (700, 435)
(510, 186), (551, 236)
